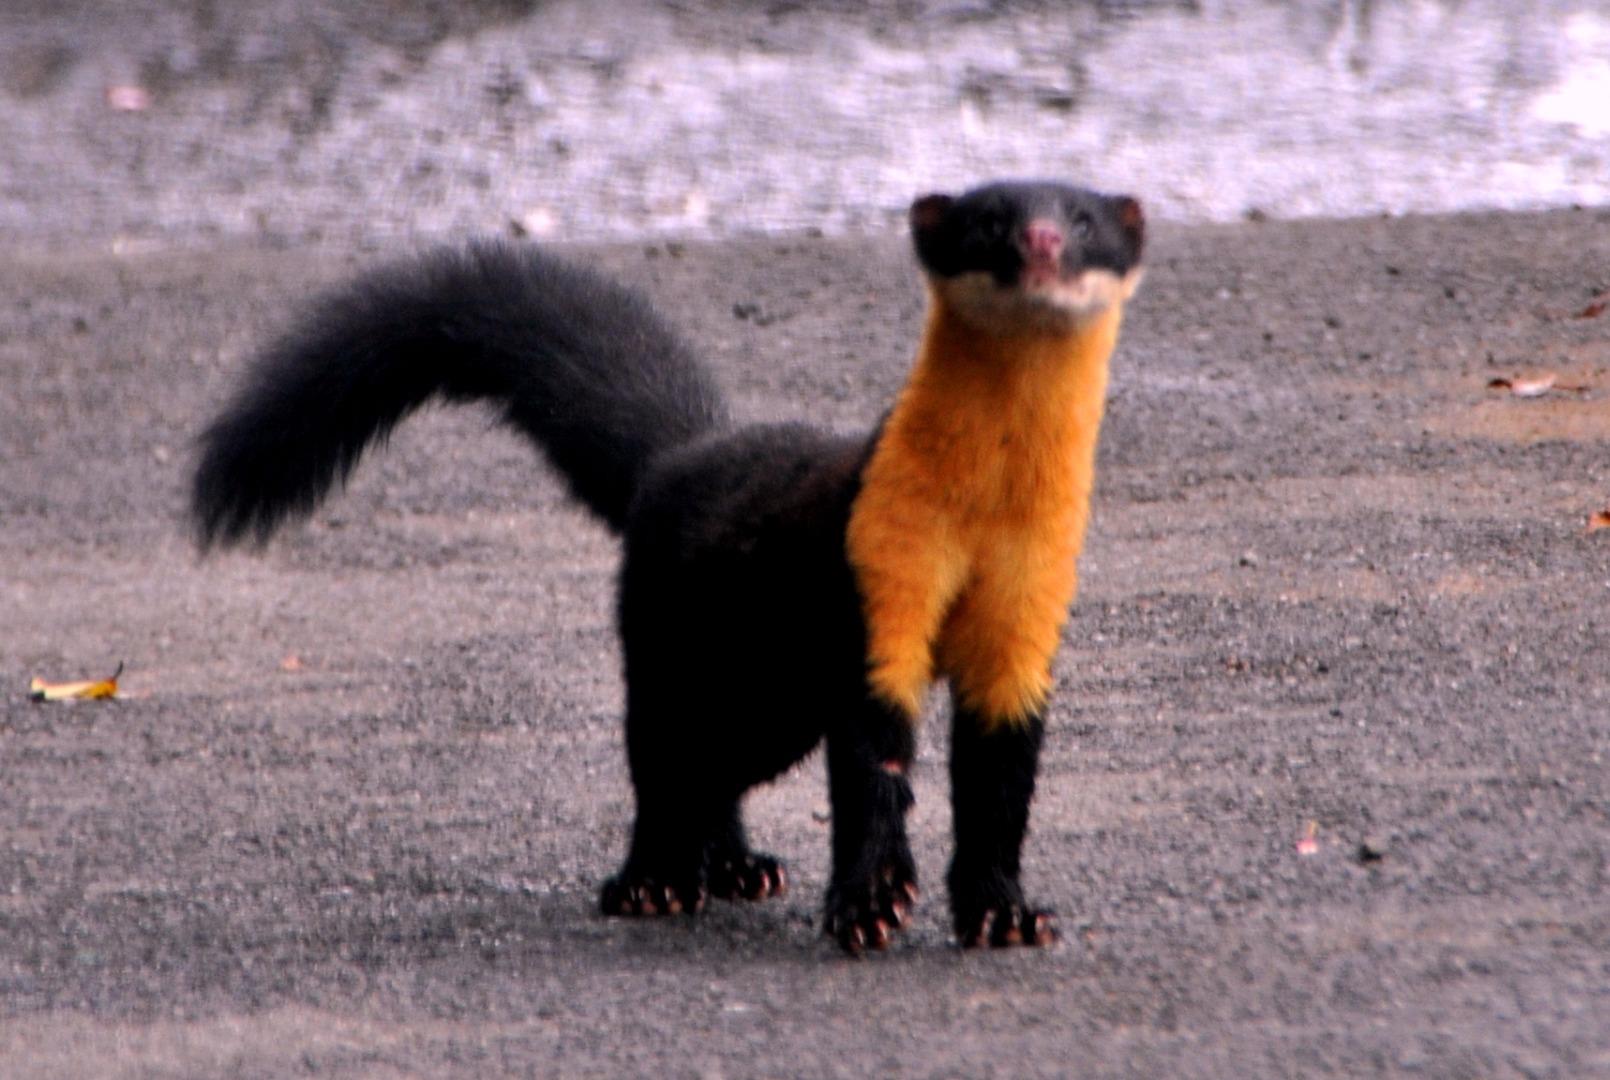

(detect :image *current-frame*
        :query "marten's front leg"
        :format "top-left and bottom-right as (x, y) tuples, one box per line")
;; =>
(946, 705), (1056, 947)
(822, 699), (919, 954)
(846, 485), (968, 720)
(935, 546), (1074, 947)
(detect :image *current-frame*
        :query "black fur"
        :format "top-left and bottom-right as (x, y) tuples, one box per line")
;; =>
(190, 241), (915, 948)
(947, 709), (1055, 947)
(193, 243), (726, 544)
(911, 181), (1144, 284)
(606, 424), (891, 930)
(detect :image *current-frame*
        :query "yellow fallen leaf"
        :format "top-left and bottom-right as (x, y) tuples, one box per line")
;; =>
(29, 661), (123, 702)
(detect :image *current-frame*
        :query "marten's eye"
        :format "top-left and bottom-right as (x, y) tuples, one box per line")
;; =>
(1069, 211), (1094, 240)
(964, 214), (1010, 251)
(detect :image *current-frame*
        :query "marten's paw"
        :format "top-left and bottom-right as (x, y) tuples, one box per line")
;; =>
(599, 871), (707, 917)
(950, 873), (1056, 948)
(708, 852), (788, 902)
(956, 904), (1056, 949)
(823, 862), (920, 955)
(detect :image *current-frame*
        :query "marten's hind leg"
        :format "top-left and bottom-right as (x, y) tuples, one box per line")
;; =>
(601, 654), (808, 916)
(599, 777), (715, 917)
(600, 678), (791, 917)
(600, 790), (789, 915)
(705, 804), (788, 902)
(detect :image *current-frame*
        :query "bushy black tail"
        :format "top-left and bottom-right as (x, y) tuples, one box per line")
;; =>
(192, 242), (729, 547)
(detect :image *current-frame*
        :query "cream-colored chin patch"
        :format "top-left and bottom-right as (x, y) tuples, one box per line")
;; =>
(935, 267), (1144, 336)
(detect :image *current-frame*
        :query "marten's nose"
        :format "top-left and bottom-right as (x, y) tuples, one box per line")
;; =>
(1023, 219), (1064, 262)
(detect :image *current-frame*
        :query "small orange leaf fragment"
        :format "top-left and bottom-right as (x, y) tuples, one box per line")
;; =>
(1586, 509), (1610, 534)
(29, 661), (124, 702)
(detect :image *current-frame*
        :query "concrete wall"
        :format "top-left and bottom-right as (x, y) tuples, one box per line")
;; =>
(3, 0), (1607, 244)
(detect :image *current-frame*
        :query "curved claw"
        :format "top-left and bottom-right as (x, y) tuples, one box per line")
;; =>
(959, 906), (1057, 949)
(599, 875), (706, 918)
(708, 853), (789, 903)
(824, 870), (919, 955)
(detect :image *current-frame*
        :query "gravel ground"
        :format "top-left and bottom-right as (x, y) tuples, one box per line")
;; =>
(2, 207), (1608, 1077)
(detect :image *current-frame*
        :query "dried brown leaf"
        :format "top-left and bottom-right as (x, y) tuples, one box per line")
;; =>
(1486, 372), (1576, 398)
(1510, 373), (1557, 398)
(29, 661), (124, 702)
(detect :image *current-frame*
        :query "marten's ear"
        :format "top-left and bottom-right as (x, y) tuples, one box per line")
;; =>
(910, 194), (953, 236)
(910, 194), (958, 277)
(1111, 195), (1145, 261)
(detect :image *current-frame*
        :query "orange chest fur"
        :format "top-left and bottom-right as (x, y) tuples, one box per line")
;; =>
(845, 303), (1122, 722)
(845, 299), (1126, 722)
(856, 304), (1118, 557)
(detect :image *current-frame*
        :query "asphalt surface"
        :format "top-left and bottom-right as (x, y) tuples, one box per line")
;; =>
(2, 208), (1608, 1077)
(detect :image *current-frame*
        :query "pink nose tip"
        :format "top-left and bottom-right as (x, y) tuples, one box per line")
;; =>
(1024, 220), (1064, 261)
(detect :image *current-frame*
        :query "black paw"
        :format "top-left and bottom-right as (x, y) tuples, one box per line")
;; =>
(823, 862), (919, 956)
(955, 903), (1057, 949)
(708, 852), (788, 902)
(949, 867), (1056, 948)
(599, 871), (706, 918)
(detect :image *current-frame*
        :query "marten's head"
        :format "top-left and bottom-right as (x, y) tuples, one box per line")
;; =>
(910, 181), (1145, 336)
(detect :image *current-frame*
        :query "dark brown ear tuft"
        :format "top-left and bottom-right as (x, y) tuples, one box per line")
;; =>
(1113, 195), (1145, 254)
(910, 194), (953, 234)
